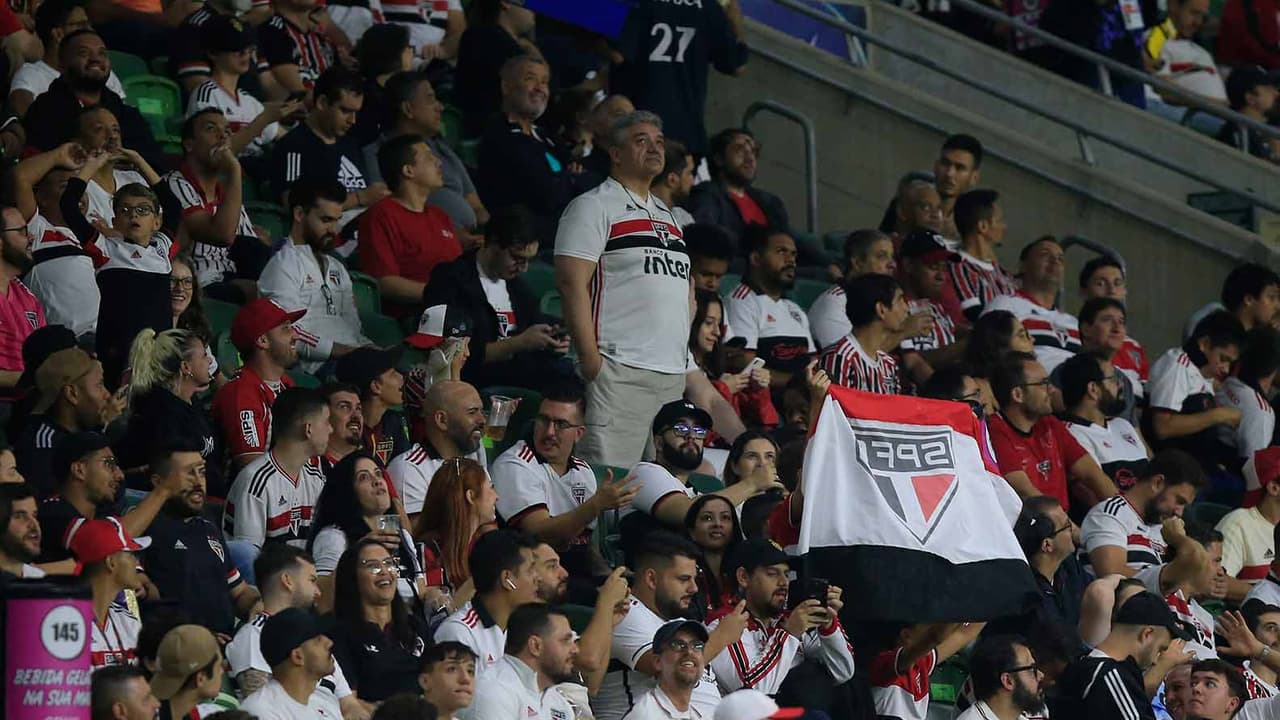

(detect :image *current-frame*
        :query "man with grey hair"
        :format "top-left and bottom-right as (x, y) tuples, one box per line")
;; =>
(555, 111), (692, 469)
(892, 178), (945, 237)
(478, 54), (597, 244)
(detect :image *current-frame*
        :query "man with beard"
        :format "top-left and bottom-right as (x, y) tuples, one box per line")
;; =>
(0, 204), (46, 393)
(239, 607), (344, 719)
(1058, 591), (1188, 720)
(1081, 450), (1211, 596)
(650, 139), (696, 228)
(477, 55), (596, 244)
(162, 108), (265, 301)
(933, 134), (984, 241)
(597, 532), (744, 720)
(987, 351), (1117, 515)
(622, 400), (782, 530)
(337, 347), (409, 468)
(707, 539), (854, 696)
(0, 483), (44, 580)
(212, 299), (305, 471)
(625, 621), (713, 720)
(317, 383), (363, 475)
(260, 179), (372, 375)
(23, 29), (159, 165)
(138, 441), (261, 637)
(465, 604), (579, 720)
(387, 379), (487, 520)
(1058, 297), (1141, 425)
(725, 226), (815, 389)
(983, 237), (1081, 373)
(957, 635), (1047, 720)
(1060, 352), (1150, 492)
(226, 544), (368, 719)
(818, 274), (910, 395)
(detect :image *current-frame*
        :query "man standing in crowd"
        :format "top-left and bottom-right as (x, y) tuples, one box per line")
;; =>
(225, 388), (330, 551)
(987, 351), (1117, 513)
(435, 529), (541, 677)
(726, 225), (815, 388)
(819, 274), (909, 395)
(72, 517), (148, 669)
(0, 483), (42, 579)
(957, 635), (1047, 720)
(983, 237), (1081, 373)
(463, 604), (578, 720)
(1081, 450), (1208, 594)
(933, 134), (983, 239)
(258, 179), (370, 374)
(360, 133), (463, 317)
(1147, 311), (1243, 461)
(239, 607), (344, 719)
(15, 347), (114, 494)
(90, 665), (161, 720)
(387, 379), (487, 519)
(707, 539), (855, 695)
(212, 299), (303, 471)
(807, 229), (900, 350)
(555, 111), (689, 469)
(625, 620), (714, 720)
(417, 642), (478, 719)
(651, 139), (696, 227)
(1058, 352), (1150, 491)
(948, 189), (1016, 324)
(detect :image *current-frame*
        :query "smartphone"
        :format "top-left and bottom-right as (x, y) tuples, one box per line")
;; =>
(376, 514), (401, 533)
(799, 577), (829, 608)
(740, 357), (766, 376)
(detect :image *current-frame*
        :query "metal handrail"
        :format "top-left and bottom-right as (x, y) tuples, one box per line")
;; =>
(767, 0), (1280, 215)
(749, 41), (1259, 265)
(743, 100), (819, 234)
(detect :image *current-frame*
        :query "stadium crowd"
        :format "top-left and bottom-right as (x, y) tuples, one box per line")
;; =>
(0, 0), (1275, 719)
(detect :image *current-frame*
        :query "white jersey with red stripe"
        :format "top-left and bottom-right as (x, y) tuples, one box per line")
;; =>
(818, 332), (900, 395)
(386, 441), (487, 516)
(554, 178), (690, 375)
(947, 250), (1017, 317)
(724, 283), (815, 374)
(25, 212), (99, 337)
(186, 81), (282, 158)
(1245, 662), (1279, 700)
(491, 440), (597, 545)
(705, 608), (854, 695)
(982, 291), (1081, 372)
(433, 599), (507, 678)
(869, 647), (936, 720)
(806, 285), (850, 350)
(1216, 377), (1275, 462)
(91, 602), (141, 669)
(1164, 589), (1216, 659)
(224, 452), (325, 549)
(1080, 494), (1166, 576)
(163, 166), (257, 286)
(1149, 348), (1215, 413)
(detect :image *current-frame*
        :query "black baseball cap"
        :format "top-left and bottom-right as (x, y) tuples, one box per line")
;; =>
(653, 619), (709, 652)
(52, 432), (111, 482)
(900, 230), (960, 264)
(201, 14), (256, 54)
(260, 608), (332, 667)
(1226, 66), (1280, 109)
(334, 346), (402, 395)
(727, 538), (791, 575)
(18, 325), (78, 389)
(652, 399), (713, 434)
(1113, 591), (1190, 639)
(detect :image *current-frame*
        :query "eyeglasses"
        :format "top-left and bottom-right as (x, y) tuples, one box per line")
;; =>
(99, 456), (120, 469)
(359, 558), (400, 575)
(116, 205), (155, 217)
(667, 423), (708, 440)
(535, 414), (583, 432)
(1, 226), (29, 235)
(1050, 522), (1072, 536)
(507, 249), (534, 268)
(1019, 378), (1054, 389)
(1004, 663), (1041, 676)
(662, 640), (706, 653)
(169, 277), (194, 289)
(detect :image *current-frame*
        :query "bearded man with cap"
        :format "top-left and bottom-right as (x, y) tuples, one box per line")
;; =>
(212, 298), (304, 472)
(239, 607), (342, 720)
(149, 625), (224, 720)
(69, 516), (150, 669)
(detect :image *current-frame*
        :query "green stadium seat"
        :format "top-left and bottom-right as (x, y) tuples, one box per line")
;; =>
(523, 262), (556, 300)
(929, 656), (969, 707)
(122, 75), (182, 143)
(792, 278), (832, 311)
(205, 298), (240, 336)
(215, 331), (241, 373)
(1186, 502), (1233, 529)
(719, 273), (741, 298)
(245, 201), (288, 242)
(109, 51), (149, 81)
(592, 465), (632, 568)
(349, 271), (381, 316)
(559, 604), (596, 634)
(288, 370), (321, 388)
(149, 56), (170, 78)
(540, 291), (562, 320)
(441, 104), (465, 149)
(689, 473), (724, 494)
(360, 312), (403, 347)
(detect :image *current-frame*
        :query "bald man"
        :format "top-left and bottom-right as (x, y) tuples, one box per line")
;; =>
(387, 380), (490, 518)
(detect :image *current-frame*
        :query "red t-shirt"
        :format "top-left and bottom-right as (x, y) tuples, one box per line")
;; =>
(1218, 0), (1280, 69)
(728, 189), (768, 227)
(211, 365), (295, 460)
(0, 4), (21, 37)
(987, 414), (1088, 511)
(358, 198), (461, 314)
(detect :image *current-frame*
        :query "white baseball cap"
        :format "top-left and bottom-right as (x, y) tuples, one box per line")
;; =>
(713, 690), (804, 720)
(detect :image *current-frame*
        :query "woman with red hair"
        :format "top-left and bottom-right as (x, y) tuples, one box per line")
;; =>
(413, 457), (498, 606)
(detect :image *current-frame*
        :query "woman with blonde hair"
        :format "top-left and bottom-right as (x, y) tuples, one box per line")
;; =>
(115, 328), (223, 495)
(413, 457), (498, 602)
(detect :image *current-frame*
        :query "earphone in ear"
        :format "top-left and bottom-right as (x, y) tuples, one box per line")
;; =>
(504, 578), (518, 590)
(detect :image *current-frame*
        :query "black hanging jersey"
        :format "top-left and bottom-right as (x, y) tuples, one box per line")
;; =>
(610, 0), (748, 155)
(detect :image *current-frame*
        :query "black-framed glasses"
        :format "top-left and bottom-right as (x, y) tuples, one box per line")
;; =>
(1050, 522), (1072, 536)
(662, 640), (706, 653)
(535, 414), (583, 432)
(1, 225), (28, 235)
(169, 277), (194, 289)
(116, 205), (155, 217)
(1019, 378), (1054, 389)
(1004, 663), (1041, 675)
(667, 423), (708, 440)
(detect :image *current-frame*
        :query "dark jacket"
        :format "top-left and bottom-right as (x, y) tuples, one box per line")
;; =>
(26, 78), (164, 170)
(687, 178), (829, 266)
(422, 252), (565, 389)
(1054, 651), (1154, 720)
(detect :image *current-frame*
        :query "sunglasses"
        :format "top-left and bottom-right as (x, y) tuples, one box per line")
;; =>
(666, 423), (708, 439)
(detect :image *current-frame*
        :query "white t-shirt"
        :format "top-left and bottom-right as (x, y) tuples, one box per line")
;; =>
(1148, 37), (1228, 102)
(25, 212), (99, 336)
(91, 602), (141, 669)
(11, 60), (125, 101)
(225, 611), (352, 703)
(1246, 575), (1280, 608)
(239, 676), (342, 719)
(224, 452), (327, 549)
(477, 258), (516, 339)
(982, 292), (1081, 373)
(460, 655), (577, 720)
(595, 595), (721, 720)
(620, 462), (695, 520)
(1217, 507), (1276, 581)
(386, 442), (487, 515)
(807, 285), (850, 351)
(1216, 376), (1275, 460)
(434, 599), (508, 677)
(724, 284), (816, 373)
(310, 525), (423, 600)
(1148, 348), (1215, 413)
(85, 169), (148, 226)
(554, 178), (690, 375)
(1080, 494), (1166, 590)
(186, 80), (282, 157)
(623, 687), (704, 720)
(491, 440), (597, 544)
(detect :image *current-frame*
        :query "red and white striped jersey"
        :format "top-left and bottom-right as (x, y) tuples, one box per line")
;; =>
(1165, 589), (1216, 659)
(163, 165), (257, 286)
(819, 332), (900, 395)
(946, 250), (1016, 318)
(1244, 661), (1279, 700)
(433, 598), (507, 678)
(91, 602), (140, 670)
(899, 298), (958, 354)
(869, 647), (936, 720)
(706, 607), (854, 695)
(554, 178), (690, 374)
(257, 14), (333, 89)
(224, 451), (325, 549)
(1113, 335), (1150, 397)
(982, 291), (1081, 372)
(1148, 348), (1215, 413)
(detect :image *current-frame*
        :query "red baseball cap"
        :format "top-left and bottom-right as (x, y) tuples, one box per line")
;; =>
(230, 299), (306, 355)
(67, 517), (150, 566)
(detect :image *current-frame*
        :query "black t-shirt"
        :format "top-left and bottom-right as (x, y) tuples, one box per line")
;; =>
(141, 512), (243, 634)
(362, 410), (411, 468)
(330, 615), (430, 702)
(454, 24), (525, 135)
(268, 122), (369, 204)
(14, 415), (70, 498)
(116, 389), (224, 497)
(610, 0), (748, 155)
(38, 496), (97, 563)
